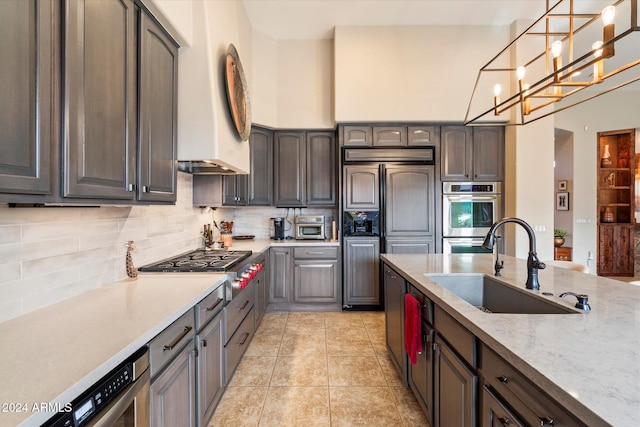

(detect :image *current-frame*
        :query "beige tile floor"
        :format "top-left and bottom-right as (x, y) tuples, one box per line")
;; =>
(209, 311), (430, 427)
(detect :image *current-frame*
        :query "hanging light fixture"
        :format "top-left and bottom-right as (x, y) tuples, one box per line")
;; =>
(465, 0), (640, 126)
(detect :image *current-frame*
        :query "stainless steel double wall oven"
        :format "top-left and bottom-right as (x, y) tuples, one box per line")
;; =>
(442, 182), (502, 254)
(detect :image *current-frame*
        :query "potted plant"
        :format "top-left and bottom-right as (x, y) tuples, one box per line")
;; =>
(554, 229), (568, 247)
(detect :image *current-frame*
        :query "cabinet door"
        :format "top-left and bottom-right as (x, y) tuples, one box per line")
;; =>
(383, 266), (406, 378)
(481, 386), (525, 427)
(269, 248), (292, 303)
(472, 127), (504, 181)
(138, 12), (178, 203)
(306, 131), (336, 206)
(409, 321), (434, 425)
(598, 224), (634, 276)
(151, 344), (197, 427)
(384, 165), (435, 236)
(441, 126), (472, 181)
(344, 237), (380, 306)
(373, 126), (407, 147)
(255, 256), (269, 329)
(408, 126), (438, 147)
(274, 131), (306, 206)
(222, 176), (238, 206)
(0, 0), (54, 195)
(385, 238), (434, 254)
(197, 313), (224, 427)
(434, 335), (477, 427)
(64, 0), (136, 200)
(294, 260), (339, 303)
(342, 125), (372, 146)
(344, 165), (379, 210)
(248, 128), (273, 206)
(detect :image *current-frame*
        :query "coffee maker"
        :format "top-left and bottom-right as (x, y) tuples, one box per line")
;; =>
(271, 217), (285, 240)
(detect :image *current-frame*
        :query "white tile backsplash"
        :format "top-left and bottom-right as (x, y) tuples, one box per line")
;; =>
(0, 172), (209, 322)
(0, 172), (338, 322)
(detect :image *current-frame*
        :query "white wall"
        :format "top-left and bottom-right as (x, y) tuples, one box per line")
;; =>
(0, 174), (210, 323)
(334, 25), (508, 122)
(555, 90), (640, 269)
(252, 29), (278, 126)
(276, 39), (334, 128)
(554, 129), (574, 247)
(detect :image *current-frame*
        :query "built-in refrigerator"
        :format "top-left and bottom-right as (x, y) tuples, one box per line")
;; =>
(341, 148), (437, 309)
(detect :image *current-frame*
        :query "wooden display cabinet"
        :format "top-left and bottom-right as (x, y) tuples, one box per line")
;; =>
(597, 129), (636, 276)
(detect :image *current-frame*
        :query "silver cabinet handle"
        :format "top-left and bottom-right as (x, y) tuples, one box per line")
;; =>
(127, 183), (135, 192)
(163, 326), (192, 351)
(206, 297), (224, 312)
(238, 332), (250, 346)
(142, 185), (149, 193)
(539, 416), (554, 425)
(498, 417), (511, 425)
(201, 339), (207, 347)
(239, 300), (249, 310)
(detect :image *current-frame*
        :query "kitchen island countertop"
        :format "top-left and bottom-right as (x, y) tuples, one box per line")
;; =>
(380, 253), (640, 427)
(0, 273), (227, 427)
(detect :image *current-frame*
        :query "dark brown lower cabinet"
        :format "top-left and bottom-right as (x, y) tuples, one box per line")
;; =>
(409, 320), (434, 425)
(434, 335), (477, 427)
(150, 343), (197, 427)
(597, 224), (634, 276)
(481, 386), (525, 427)
(383, 266), (406, 379)
(197, 311), (224, 427)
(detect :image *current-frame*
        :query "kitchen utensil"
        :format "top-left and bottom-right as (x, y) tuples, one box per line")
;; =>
(233, 235), (255, 240)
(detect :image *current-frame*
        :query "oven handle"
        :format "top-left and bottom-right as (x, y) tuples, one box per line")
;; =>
(444, 195), (499, 201)
(91, 367), (150, 427)
(444, 238), (487, 245)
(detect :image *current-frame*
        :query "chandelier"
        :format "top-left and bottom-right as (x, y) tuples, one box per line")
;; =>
(465, 0), (640, 126)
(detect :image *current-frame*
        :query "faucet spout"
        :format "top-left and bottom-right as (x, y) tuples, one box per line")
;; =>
(482, 217), (546, 290)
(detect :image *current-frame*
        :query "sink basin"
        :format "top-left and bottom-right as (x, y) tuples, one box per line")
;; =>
(424, 273), (577, 314)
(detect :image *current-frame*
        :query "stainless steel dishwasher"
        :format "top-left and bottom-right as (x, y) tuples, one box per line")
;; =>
(44, 347), (150, 427)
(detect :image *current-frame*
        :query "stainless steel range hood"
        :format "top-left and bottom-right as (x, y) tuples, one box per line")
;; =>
(178, 161), (238, 175)
(175, 0), (250, 175)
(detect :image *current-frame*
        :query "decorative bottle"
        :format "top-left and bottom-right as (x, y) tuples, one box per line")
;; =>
(602, 206), (614, 223)
(600, 144), (612, 168)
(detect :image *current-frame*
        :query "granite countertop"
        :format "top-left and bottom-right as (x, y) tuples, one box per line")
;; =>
(0, 239), (338, 426)
(380, 253), (640, 427)
(0, 273), (227, 427)
(223, 237), (340, 253)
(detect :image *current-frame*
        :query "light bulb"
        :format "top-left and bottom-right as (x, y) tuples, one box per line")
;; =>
(493, 84), (502, 97)
(551, 40), (563, 58)
(592, 40), (603, 58)
(516, 66), (525, 81)
(602, 6), (615, 26)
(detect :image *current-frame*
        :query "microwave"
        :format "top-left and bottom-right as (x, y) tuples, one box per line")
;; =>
(295, 215), (325, 240)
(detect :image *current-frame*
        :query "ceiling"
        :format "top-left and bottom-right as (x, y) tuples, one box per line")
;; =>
(242, 0), (613, 40)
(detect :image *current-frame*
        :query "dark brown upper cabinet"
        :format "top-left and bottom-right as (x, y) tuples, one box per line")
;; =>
(441, 126), (504, 182)
(0, 0), (56, 196)
(274, 130), (336, 207)
(138, 11), (179, 203)
(0, 0), (179, 205)
(64, 0), (138, 200)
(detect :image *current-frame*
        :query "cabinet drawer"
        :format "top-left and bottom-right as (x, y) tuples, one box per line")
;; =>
(434, 305), (476, 368)
(407, 285), (433, 324)
(195, 282), (226, 331)
(482, 385), (526, 427)
(149, 308), (196, 378)
(225, 281), (255, 342)
(373, 126), (407, 147)
(481, 345), (584, 427)
(293, 246), (338, 259)
(225, 307), (255, 384)
(343, 125), (372, 146)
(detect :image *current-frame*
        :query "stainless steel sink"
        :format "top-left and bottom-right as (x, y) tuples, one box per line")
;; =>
(424, 273), (577, 314)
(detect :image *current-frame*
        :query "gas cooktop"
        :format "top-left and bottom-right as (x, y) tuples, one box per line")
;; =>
(138, 249), (253, 273)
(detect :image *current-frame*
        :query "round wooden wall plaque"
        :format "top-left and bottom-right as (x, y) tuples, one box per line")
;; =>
(224, 43), (252, 141)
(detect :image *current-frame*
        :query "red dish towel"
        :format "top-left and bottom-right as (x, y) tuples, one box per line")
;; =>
(404, 294), (422, 365)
